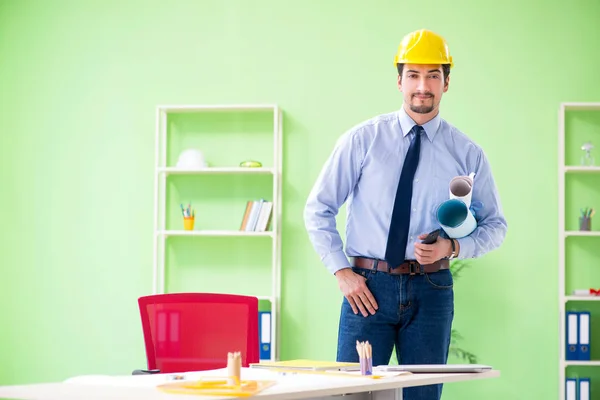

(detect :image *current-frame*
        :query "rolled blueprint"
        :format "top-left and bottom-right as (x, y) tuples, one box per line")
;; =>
(437, 172), (477, 238)
(436, 199), (477, 238)
(448, 172), (475, 209)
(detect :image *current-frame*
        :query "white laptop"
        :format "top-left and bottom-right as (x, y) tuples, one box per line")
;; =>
(375, 364), (492, 373)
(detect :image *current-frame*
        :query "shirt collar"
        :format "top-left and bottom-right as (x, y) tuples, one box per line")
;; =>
(398, 106), (441, 142)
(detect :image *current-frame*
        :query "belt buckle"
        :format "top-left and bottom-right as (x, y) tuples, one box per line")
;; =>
(408, 261), (423, 275)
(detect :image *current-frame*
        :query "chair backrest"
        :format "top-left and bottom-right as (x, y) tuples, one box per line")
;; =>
(138, 292), (259, 373)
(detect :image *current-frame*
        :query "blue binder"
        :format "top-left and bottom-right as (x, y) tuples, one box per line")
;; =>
(258, 311), (271, 360)
(579, 377), (590, 400)
(566, 311), (579, 360)
(578, 311), (590, 361)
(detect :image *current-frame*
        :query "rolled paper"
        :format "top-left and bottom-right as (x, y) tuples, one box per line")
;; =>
(436, 198), (477, 239)
(449, 172), (475, 209)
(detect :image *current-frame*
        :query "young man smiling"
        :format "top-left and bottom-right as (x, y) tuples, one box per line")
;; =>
(304, 29), (507, 400)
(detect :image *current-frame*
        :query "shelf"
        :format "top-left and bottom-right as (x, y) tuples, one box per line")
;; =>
(563, 166), (600, 173)
(565, 296), (600, 302)
(157, 167), (275, 175)
(559, 102), (600, 399)
(562, 102), (600, 111)
(157, 230), (275, 237)
(157, 104), (278, 113)
(154, 103), (282, 363)
(564, 231), (600, 237)
(564, 361), (600, 366)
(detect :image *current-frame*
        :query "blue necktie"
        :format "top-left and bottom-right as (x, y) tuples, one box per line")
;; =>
(385, 125), (423, 268)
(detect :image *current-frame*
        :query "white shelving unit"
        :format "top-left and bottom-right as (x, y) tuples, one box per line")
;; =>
(558, 102), (600, 399)
(152, 104), (282, 362)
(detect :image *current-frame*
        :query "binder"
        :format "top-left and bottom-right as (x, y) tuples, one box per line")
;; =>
(565, 378), (576, 400)
(566, 312), (579, 360)
(578, 311), (590, 361)
(258, 311), (271, 360)
(579, 377), (590, 400)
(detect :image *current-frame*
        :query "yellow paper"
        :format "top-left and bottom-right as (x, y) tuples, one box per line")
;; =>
(157, 378), (276, 397)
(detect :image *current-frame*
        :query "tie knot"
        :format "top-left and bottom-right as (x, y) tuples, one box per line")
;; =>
(411, 125), (424, 135)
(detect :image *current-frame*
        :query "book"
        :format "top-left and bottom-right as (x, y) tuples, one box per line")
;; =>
(239, 200), (273, 231)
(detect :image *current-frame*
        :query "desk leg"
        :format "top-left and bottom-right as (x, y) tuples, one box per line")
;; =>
(371, 388), (402, 400)
(306, 393), (369, 400)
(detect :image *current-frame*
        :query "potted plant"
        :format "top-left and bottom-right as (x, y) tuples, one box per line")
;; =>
(448, 259), (477, 363)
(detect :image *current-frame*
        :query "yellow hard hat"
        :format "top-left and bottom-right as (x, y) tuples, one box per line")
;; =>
(393, 29), (454, 68)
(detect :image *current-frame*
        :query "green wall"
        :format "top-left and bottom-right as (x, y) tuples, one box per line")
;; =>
(1, 0), (600, 399)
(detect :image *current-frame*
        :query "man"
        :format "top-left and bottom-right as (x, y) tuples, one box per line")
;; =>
(303, 29), (507, 400)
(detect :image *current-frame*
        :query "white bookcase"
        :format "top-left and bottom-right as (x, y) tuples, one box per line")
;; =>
(152, 104), (282, 362)
(558, 102), (600, 399)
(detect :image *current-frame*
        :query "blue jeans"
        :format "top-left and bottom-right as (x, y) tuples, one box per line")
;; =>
(336, 265), (454, 400)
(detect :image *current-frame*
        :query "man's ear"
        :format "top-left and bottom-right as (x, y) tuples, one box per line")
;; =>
(443, 75), (450, 92)
(397, 75), (403, 91)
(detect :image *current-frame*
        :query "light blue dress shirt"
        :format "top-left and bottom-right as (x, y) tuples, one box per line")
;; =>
(304, 106), (507, 275)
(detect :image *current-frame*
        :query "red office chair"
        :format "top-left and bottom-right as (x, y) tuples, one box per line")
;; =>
(137, 292), (259, 373)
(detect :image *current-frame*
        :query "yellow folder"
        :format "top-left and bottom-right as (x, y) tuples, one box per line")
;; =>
(249, 359), (360, 371)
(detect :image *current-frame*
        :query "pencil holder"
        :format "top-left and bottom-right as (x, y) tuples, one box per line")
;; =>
(356, 340), (373, 376)
(227, 351), (241, 386)
(360, 357), (372, 376)
(580, 217), (591, 231)
(183, 216), (195, 231)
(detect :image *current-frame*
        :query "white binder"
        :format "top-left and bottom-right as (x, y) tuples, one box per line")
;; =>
(565, 378), (576, 400)
(579, 378), (590, 400)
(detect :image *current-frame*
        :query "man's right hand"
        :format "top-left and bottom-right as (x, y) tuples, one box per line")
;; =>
(334, 268), (378, 317)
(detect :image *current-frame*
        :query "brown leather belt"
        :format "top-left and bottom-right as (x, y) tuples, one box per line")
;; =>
(352, 257), (449, 275)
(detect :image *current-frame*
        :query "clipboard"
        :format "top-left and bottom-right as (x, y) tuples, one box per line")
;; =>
(375, 364), (492, 373)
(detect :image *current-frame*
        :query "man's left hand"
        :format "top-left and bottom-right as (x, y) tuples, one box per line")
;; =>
(414, 234), (452, 265)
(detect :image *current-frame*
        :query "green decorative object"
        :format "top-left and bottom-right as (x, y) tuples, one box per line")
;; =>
(239, 160), (262, 168)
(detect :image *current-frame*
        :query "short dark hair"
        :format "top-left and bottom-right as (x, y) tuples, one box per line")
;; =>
(396, 63), (451, 81)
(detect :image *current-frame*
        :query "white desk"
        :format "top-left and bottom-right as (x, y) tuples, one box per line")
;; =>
(0, 367), (500, 400)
